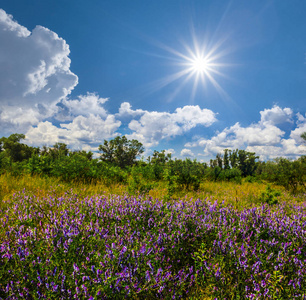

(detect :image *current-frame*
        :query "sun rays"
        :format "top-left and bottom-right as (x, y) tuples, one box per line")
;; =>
(143, 32), (232, 103)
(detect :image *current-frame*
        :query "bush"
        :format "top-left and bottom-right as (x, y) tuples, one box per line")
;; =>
(259, 184), (281, 205)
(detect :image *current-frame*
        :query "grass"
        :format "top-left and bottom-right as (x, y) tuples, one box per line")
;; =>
(0, 173), (305, 299)
(1, 173), (304, 208)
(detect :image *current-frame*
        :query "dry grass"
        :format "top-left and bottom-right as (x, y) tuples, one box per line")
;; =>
(0, 173), (304, 209)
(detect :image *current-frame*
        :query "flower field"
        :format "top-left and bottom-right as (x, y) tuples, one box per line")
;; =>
(1, 188), (306, 299)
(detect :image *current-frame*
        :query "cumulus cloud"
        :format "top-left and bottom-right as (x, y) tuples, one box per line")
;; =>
(117, 102), (145, 118)
(246, 139), (306, 160)
(56, 93), (109, 121)
(290, 114), (306, 143)
(0, 9), (78, 132)
(0, 106), (41, 133)
(26, 114), (121, 149)
(181, 148), (194, 157)
(296, 112), (306, 124)
(188, 122), (284, 156)
(165, 148), (175, 155)
(61, 114), (121, 142)
(186, 106), (306, 160)
(232, 122), (284, 146)
(125, 104), (217, 147)
(259, 105), (293, 125)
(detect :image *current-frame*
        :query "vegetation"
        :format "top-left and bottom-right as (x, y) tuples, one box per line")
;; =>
(0, 189), (305, 299)
(0, 133), (305, 299)
(0, 133), (305, 195)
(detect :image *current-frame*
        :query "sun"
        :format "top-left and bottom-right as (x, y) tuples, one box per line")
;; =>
(190, 56), (211, 74)
(143, 33), (231, 102)
(190, 56), (210, 74)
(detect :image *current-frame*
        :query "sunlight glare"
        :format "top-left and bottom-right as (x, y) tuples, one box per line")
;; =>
(191, 56), (210, 73)
(140, 30), (232, 102)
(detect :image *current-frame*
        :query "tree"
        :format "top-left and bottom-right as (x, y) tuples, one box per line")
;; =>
(216, 153), (223, 169)
(149, 150), (172, 180)
(151, 150), (171, 164)
(301, 132), (306, 142)
(237, 150), (258, 177)
(99, 136), (144, 168)
(229, 149), (238, 169)
(223, 149), (230, 170)
(0, 133), (39, 162)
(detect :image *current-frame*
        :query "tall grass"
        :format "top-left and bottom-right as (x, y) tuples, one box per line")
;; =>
(1, 173), (304, 209)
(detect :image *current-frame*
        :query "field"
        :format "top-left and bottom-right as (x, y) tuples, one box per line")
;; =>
(1, 174), (306, 299)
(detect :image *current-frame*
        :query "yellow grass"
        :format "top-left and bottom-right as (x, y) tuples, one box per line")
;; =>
(0, 173), (304, 209)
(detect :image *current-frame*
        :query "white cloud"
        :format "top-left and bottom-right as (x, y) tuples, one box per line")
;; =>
(232, 122), (284, 146)
(245, 145), (283, 160)
(0, 9), (78, 132)
(125, 104), (217, 147)
(260, 105), (293, 125)
(58, 93), (109, 121)
(165, 148), (175, 155)
(296, 112), (306, 124)
(290, 115), (306, 143)
(26, 121), (72, 147)
(0, 9), (30, 37)
(281, 139), (306, 156)
(0, 106), (41, 133)
(118, 102), (145, 118)
(26, 114), (121, 150)
(187, 106), (305, 160)
(181, 148), (194, 157)
(173, 106), (217, 130)
(61, 114), (121, 142)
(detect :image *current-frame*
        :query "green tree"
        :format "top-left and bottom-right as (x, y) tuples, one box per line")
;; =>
(98, 136), (144, 168)
(210, 159), (217, 168)
(216, 153), (223, 169)
(0, 133), (39, 162)
(237, 150), (258, 177)
(223, 149), (230, 170)
(51, 143), (69, 158)
(229, 149), (238, 169)
(149, 150), (172, 180)
(301, 132), (306, 142)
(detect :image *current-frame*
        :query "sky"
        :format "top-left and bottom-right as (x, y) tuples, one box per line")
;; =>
(0, 0), (305, 161)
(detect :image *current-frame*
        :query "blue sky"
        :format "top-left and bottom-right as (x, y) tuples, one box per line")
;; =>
(0, 0), (305, 161)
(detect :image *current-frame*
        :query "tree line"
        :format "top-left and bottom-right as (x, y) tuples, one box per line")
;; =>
(0, 133), (305, 194)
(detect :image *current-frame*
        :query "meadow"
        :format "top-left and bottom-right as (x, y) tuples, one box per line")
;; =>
(1, 174), (305, 299)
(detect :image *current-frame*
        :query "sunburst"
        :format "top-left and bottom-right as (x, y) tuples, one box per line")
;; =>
(143, 33), (231, 102)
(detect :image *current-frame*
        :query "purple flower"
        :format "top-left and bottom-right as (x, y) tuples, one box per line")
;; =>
(73, 263), (79, 273)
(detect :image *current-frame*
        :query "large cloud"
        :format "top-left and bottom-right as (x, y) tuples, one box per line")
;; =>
(123, 104), (217, 147)
(259, 105), (293, 125)
(56, 93), (109, 121)
(181, 148), (194, 157)
(290, 113), (306, 143)
(186, 106), (306, 160)
(26, 114), (121, 149)
(0, 9), (78, 132)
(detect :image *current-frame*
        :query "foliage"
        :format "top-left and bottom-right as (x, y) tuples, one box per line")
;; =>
(162, 167), (178, 201)
(0, 133), (39, 162)
(258, 157), (306, 193)
(167, 158), (205, 190)
(98, 136), (144, 168)
(0, 134), (305, 195)
(1, 192), (306, 299)
(127, 165), (153, 195)
(147, 150), (172, 180)
(259, 184), (281, 205)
